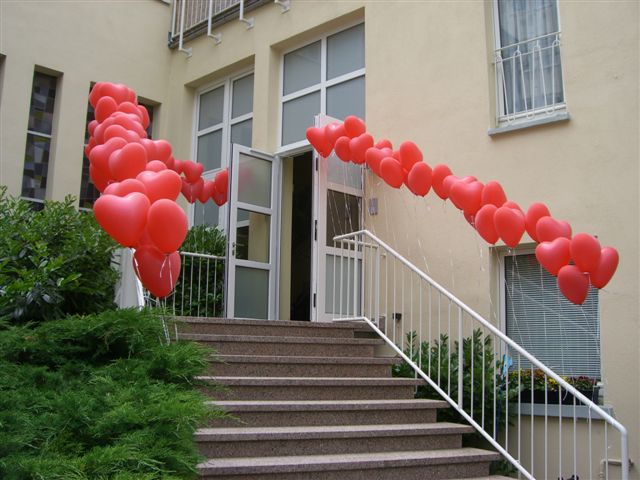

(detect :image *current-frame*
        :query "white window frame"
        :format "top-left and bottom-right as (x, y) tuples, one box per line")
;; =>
(492, 0), (568, 129)
(497, 247), (601, 378)
(278, 21), (365, 153)
(191, 68), (254, 231)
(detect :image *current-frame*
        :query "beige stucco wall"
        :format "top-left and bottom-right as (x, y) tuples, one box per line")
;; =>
(0, 0), (172, 202)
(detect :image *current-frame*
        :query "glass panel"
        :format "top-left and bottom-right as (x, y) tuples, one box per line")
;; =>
(327, 23), (365, 80)
(231, 119), (252, 147)
(21, 133), (51, 200)
(197, 129), (223, 172)
(283, 41), (321, 95)
(235, 266), (269, 319)
(28, 72), (57, 135)
(327, 76), (365, 121)
(282, 92), (320, 145)
(325, 254), (361, 315)
(198, 86), (224, 130)
(194, 201), (220, 227)
(326, 190), (360, 246)
(327, 153), (362, 189)
(232, 74), (254, 118)
(79, 154), (100, 209)
(235, 209), (270, 263)
(237, 153), (271, 208)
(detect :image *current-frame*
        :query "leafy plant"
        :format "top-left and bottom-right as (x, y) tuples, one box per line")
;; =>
(0, 308), (221, 479)
(510, 368), (598, 392)
(165, 225), (226, 317)
(0, 188), (118, 324)
(393, 329), (519, 440)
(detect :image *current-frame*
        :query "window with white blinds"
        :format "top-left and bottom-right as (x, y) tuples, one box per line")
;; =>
(503, 253), (600, 378)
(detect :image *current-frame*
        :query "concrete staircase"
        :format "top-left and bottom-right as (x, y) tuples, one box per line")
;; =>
(177, 317), (507, 480)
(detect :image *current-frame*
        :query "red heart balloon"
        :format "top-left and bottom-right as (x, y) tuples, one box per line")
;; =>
(88, 120), (99, 137)
(104, 178), (148, 197)
(494, 206), (525, 247)
(570, 233), (602, 273)
(536, 216), (572, 243)
(140, 138), (157, 161)
(334, 136), (352, 162)
(503, 201), (522, 213)
(525, 202), (551, 242)
(181, 177), (204, 204)
(343, 115), (366, 138)
(379, 157), (405, 188)
(93, 192), (150, 247)
(117, 101), (143, 121)
(109, 142), (148, 182)
(442, 175), (475, 203)
(324, 122), (346, 147)
(349, 133), (374, 165)
(103, 124), (140, 144)
(95, 96), (118, 123)
(590, 247), (619, 289)
(407, 162), (432, 197)
(365, 147), (392, 177)
(154, 140), (173, 163)
(432, 164), (453, 199)
(375, 139), (393, 150)
(481, 181), (507, 208)
(557, 265), (590, 305)
(475, 204), (499, 244)
(133, 245), (181, 298)
(211, 184), (228, 206)
(306, 127), (333, 157)
(138, 105), (150, 130)
(399, 141), (423, 172)
(89, 165), (110, 192)
(100, 83), (130, 105)
(450, 180), (484, 215)
(199, 180), (216, 203)
(535, 237), (571, 276)
(89, 137), (128, 176)
(182, 160), (204, 183)
(137, 169), (182, 203)
(147, 199), (188, 253)
(215, 169), (229, 195)
(146, 160), (168, 172)
(89, 82), (107, 108)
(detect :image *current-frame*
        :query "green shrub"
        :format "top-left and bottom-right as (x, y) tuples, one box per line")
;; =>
(0, 308), (220, 480)
(0, 188), (118, 324)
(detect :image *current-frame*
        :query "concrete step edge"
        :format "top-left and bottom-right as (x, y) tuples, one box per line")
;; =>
(195, 422), (475, 441)
(198, 376), (424, 386)
(181, 333), (382, 345)
(211, 355), (400, 365)
(175, 317), (363, 329)
(197, 448), (502, 474)
(206, 399), (448, 411)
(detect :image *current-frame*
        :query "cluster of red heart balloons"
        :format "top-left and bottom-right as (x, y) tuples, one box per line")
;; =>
(86, 82), (229, 298)
(306, 116), (619, 305)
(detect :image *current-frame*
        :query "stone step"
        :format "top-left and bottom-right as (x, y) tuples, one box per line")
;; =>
(183, 333), (383, 357)
(195, 422), (474, 458)
(197, 448), (501, 480)
(176, 317), (361, 338)
(207, 399), (447, 427)
(198, 376), (424, 401)
(209, 355), (400, 377)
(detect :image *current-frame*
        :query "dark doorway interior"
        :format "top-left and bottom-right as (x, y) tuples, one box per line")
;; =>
(290, 151), (312, 321)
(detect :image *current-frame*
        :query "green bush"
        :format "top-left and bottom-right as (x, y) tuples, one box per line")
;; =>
(0, 188), (119, 324)
(393, 329), (518, 439)
(0, 308), (220, 480)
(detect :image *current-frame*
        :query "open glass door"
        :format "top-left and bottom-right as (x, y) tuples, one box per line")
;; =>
(313, 115), (364, 322)
(227, 145), (279, 319)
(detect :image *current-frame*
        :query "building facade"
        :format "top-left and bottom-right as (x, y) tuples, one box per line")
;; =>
(1, 0), (638, 477)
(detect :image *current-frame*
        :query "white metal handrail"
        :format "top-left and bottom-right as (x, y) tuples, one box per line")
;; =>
(331, 229), (629, 480)
(495, 31), (565, 124)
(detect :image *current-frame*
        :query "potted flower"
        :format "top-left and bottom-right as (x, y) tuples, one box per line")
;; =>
(510, 369), (600, 405)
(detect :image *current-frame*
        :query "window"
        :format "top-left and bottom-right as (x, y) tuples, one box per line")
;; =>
(501, 252), (600, 378)
(280, 23), (365, 147)
(78, 91), (155, 209)
(193, 71), (254, 228)
(493, 0), (565, 126)
(21, 71), (58, 206)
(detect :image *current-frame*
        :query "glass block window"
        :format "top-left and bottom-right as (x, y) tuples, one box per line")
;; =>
(503, 252), (600, 378)
(21, 71), (58, 202)
(281, 23), (365, 146)
(193, 72), (254, 228)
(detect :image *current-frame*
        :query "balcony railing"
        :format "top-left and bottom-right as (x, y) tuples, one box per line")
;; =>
(170, 0), (240, 38)
(495, 32), (566, 125)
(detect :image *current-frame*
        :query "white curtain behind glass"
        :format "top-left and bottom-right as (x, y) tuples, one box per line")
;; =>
(497, 0), (564, 116)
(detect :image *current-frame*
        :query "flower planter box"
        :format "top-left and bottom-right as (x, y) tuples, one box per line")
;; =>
(520, 388), (599, 405)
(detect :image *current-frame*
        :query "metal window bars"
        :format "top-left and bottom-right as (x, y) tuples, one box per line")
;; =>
(495, 31), (566, 125)
(330, 229), (629, 480)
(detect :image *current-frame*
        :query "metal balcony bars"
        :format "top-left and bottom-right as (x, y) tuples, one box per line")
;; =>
(495, 31), (565, 125)
(330, 229), (629, 480)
